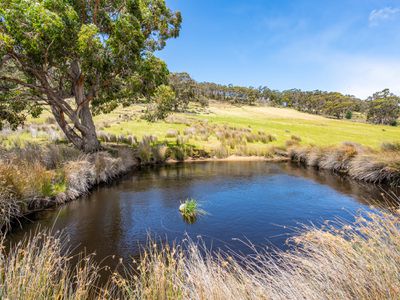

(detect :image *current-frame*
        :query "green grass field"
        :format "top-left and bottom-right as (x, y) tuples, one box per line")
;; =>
(98, 101), (400, 149)
(2, 101), (399, 150)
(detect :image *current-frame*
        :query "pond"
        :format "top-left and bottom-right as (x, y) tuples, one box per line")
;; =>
(8, 161), (393, 271)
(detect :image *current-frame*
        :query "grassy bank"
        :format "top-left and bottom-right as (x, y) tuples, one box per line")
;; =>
(1, 209), (399, 299)
(289, 142), (400, 185)
(0, 144), (137, 230)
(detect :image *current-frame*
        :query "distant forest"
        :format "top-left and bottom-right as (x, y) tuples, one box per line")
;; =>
(169, 72), (400, 126)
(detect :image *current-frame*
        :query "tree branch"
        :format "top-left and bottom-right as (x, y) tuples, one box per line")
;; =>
(0, 76), (48, 94)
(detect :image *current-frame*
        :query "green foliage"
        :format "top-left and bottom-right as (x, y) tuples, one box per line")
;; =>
(40, 180), (54, 197)
(345, 111), (353, 119)
(166, 74), (365, 117)
(39, 170), (66, 197)
(0, 0), (181, 150)
(366, 89), (400, 125)
(144, 85), (176, 121)
(169, 72), (198, 110)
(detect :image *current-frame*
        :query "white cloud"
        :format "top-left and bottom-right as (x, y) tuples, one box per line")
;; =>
(333, 55), (400, 98)
(271, 22), (400, 98)
(369, 7), (400, 26)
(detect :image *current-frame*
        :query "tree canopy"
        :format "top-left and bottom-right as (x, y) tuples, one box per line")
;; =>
(0, 0), (181, 152)
(366, 89), (400, 125)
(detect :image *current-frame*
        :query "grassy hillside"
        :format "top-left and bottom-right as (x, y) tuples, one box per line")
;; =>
(97, 101), (399, 150)
(2, 101), (399, 150)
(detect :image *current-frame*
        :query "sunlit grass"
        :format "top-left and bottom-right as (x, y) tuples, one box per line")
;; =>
(192, 102), (400, 148)
(8, 102), (400, 151)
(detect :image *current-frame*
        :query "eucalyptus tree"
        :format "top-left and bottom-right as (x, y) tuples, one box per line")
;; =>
(0, 0), (181, 152)
(367, 89), (400, 125)
(168, 72), (197, 111)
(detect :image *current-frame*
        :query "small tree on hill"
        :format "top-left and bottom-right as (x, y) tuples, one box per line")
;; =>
(0, 0), (181, 152)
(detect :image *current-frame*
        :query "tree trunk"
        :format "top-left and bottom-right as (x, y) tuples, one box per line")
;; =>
(50, 60), (102, 153)
(72, 74), (102, 152)
(51, 102), (101, 153)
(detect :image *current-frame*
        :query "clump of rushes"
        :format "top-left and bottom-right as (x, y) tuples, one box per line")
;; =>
(179, 198), (206, 219)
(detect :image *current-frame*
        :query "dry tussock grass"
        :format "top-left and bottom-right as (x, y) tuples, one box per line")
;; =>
(2, 210), (399, 299)
(0, 144), (137, 229)
(0, 232), (99, 300)
(109, 211), (400, 300)
(289, 142), (400, 185)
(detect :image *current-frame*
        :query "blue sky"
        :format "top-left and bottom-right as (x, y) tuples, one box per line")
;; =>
(157, 0), (400, 99)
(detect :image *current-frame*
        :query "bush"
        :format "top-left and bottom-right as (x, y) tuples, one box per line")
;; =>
(345, 111), (352, 119)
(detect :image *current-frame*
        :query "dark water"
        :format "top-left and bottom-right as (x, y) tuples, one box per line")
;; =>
(8, 161), (393, 270)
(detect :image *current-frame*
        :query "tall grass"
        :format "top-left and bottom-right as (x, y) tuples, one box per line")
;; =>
(0, 144), (137, 229)
(0, 232), (100, 299)
(289, 142), (400, 185)
(1, 209), (399, 299)
(111, 210), (400, 299)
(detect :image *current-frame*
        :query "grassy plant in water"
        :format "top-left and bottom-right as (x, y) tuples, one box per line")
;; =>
(179, 198), (206, 219)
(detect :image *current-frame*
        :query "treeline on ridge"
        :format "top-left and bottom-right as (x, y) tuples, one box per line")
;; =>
(167, 72), (400, 126)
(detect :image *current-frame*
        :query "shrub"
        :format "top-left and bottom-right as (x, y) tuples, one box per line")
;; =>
(152, 144), (169, 162)
(285, 139), (299, 148)
(135, 136), (158, 164)
(183, 127), (196, 136)
(43, 144), (81, 169)
(245, 133), (257, 143)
